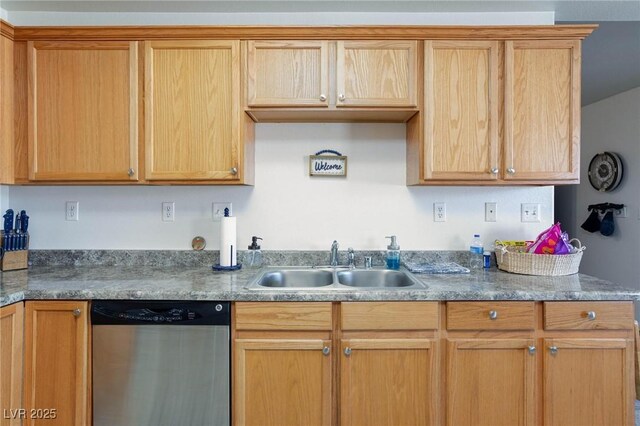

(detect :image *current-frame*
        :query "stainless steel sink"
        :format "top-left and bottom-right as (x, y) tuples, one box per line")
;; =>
(336, 270), (420, 288)
(256, 269), (334, 288)
(248, 267), (425, 290)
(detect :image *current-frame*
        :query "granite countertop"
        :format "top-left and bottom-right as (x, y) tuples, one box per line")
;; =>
(2, 264), (639, 307)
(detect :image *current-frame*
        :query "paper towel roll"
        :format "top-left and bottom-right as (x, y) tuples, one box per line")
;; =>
(220, 216), (237, 267)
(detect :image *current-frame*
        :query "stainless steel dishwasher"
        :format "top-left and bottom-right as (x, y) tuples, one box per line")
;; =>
(92, 300), (230, 426)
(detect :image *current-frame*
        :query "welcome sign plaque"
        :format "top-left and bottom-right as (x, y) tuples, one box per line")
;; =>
(309, 150), (347, 177)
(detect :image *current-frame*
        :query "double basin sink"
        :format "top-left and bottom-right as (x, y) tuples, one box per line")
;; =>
(248, 267), (425, 290)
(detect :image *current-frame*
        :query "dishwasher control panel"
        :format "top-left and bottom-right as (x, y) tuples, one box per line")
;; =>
(92, 301), (230, 326)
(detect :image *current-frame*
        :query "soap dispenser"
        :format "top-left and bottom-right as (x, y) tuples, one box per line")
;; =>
(246, 236), (263, 268)
(385, 235), (400, 270)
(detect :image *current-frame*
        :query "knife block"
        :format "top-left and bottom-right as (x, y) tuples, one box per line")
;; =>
(1, 250), (28, 271)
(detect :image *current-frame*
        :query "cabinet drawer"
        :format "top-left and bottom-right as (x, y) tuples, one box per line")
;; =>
(235, 302), (332, 331)
(341, 302), (439, 330)
(447, 302), (535, 330)
(544, 302), (634, 330)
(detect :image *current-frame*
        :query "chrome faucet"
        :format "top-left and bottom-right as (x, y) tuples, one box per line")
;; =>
(330, 240), (339, 267)
(347, 248), (356, 269)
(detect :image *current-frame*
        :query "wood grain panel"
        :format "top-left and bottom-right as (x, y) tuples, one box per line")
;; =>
(424, 40), (499, 181)
(0, 302), (23, 426)
(446, 339), (535, 426)
(28, 41), (138, 181)
(543, 338), (634, 426)
(23, 301), (89, 426)
(504, 40), (580, 181)
(12, 25), (598, 42)
(447, 302), (535, 330)
(235, 302), (332, 331)
(341, 302), (439, 331)
(13, 41), (28, 182)
(145, 40), (241, 180)
(337, 41), (417, 107)
(340, 338), (435, 426)
(235, 339), (331, 426)
(544, 301), (634, 330)
(247, 40), (329, 107)
(1, 34), (14, 184)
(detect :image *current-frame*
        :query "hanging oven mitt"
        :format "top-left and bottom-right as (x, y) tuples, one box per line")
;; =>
(600, 210), (615, 236)
(581, 209), (601, 233)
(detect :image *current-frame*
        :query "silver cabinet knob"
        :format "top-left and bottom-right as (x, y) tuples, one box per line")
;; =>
(528, 346), (536, 355)
(230, 167), (238, 175)
(322, 346), (330, 356)
(489, 310), (498, 320)
(128, 168), (135, 177)
(338, 94), (346, 102)
(344, 347), (352, 357)
(549, 346), (558, 355)
(491, 168), (499, 174)
(319, 94), (327, 102)
(72, 308), (82, 317)
(587, 311), (597, 321)
(507, 167), (516, 174)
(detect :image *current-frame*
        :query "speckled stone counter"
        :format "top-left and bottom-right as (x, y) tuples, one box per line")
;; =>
(2, 264), (638, 307)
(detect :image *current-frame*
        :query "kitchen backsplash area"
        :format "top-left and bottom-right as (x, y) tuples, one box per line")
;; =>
(6, 123), (553, 251)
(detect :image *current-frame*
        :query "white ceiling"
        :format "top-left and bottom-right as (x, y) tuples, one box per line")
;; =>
(1, 1), (639, 105)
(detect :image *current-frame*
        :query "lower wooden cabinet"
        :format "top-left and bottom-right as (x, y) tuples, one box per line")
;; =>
(0, 302), (24, 426)
(340, 338), (435, 426)
(23, 301), (90, 426)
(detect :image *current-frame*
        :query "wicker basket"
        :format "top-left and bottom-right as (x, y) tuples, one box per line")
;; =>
(495, 239), (585, 276)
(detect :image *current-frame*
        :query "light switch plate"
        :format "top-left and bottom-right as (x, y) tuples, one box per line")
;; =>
(521, 203), (541, 223)
(485, 202), (497, 222)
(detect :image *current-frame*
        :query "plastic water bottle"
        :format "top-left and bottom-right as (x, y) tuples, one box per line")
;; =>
(469, 234), (484, 270)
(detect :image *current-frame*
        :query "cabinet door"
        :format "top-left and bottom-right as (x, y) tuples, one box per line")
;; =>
(23, 301), (89, 426)
(235, 339), (332, 426)
(28, 41), (138, 181)
(543, 338), (634, 426)
(247, 41), (329, 107)
(424, 41), (499, 181)
(1, 34), (14, 184)
(145, 40), (241, 181)
(337, 41), (417, 108)
(505, 40), (580, 181)
(1, 303), (23, 426)
(446, 339), (536, 426)
(340, 338), (435, 426)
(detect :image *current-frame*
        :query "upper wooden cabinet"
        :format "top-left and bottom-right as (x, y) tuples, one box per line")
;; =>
(504, 40), (581, 182)
(409, 39), (582, 185)
(246, 40), (418, 117)
(28, 41), (138, 181)
(247, 41), (329, 107)
(423, 40), (499, 181)
(337, 41), (418, 108)
(145, 40), (252, 182)
(1, 30), (14, 185)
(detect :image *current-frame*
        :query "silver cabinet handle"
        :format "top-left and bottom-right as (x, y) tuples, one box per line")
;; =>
(528, 346), (536, 355)
(489, 310), (498, 320)
(491, 168), (499, 174)
(73, 308), (82, 317)
(128, 168), (135, 177)
(344, 347), (352, 356)
(230, 167), (238, 175)
(549, 346), (558, 355)
(587, 311), (597, 321)
(338, 94), (346, 102)
(507, 168), (516, 174)
(322, 346), (330, 356)
(319, 94), (327, 102)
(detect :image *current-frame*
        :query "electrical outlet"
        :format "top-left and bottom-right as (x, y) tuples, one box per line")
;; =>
(162, 202), (175, 222)
(521, 203), (541, 223)
(485, 202), (497, 222)
(433, 202), (446, 222)
(213, 202), (233, 221)
(65, 201), (79, 221)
